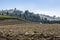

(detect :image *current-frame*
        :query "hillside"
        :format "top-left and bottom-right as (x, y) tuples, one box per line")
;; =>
(0, 15), (29, 25)
(0, 15), (60, 40)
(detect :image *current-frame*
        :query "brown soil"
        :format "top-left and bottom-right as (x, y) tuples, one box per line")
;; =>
(0, 19), (60, 40)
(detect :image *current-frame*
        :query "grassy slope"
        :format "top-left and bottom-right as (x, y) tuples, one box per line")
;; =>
(0, 15), (38, 24)
(0, 15), (27, 22)
(0, 15), (25, 25)
(0, 15), (16, 19)
(0, 15), (36, 25)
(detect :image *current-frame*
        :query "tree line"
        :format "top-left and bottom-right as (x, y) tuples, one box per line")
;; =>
(0, 8), (60, 24)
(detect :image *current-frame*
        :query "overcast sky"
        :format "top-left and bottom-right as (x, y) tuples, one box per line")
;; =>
(0, 0), (60, 17)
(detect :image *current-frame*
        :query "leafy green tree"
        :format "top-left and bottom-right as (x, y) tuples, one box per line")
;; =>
(6, 11), (9, 15)
(44, 18), (47, 21)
